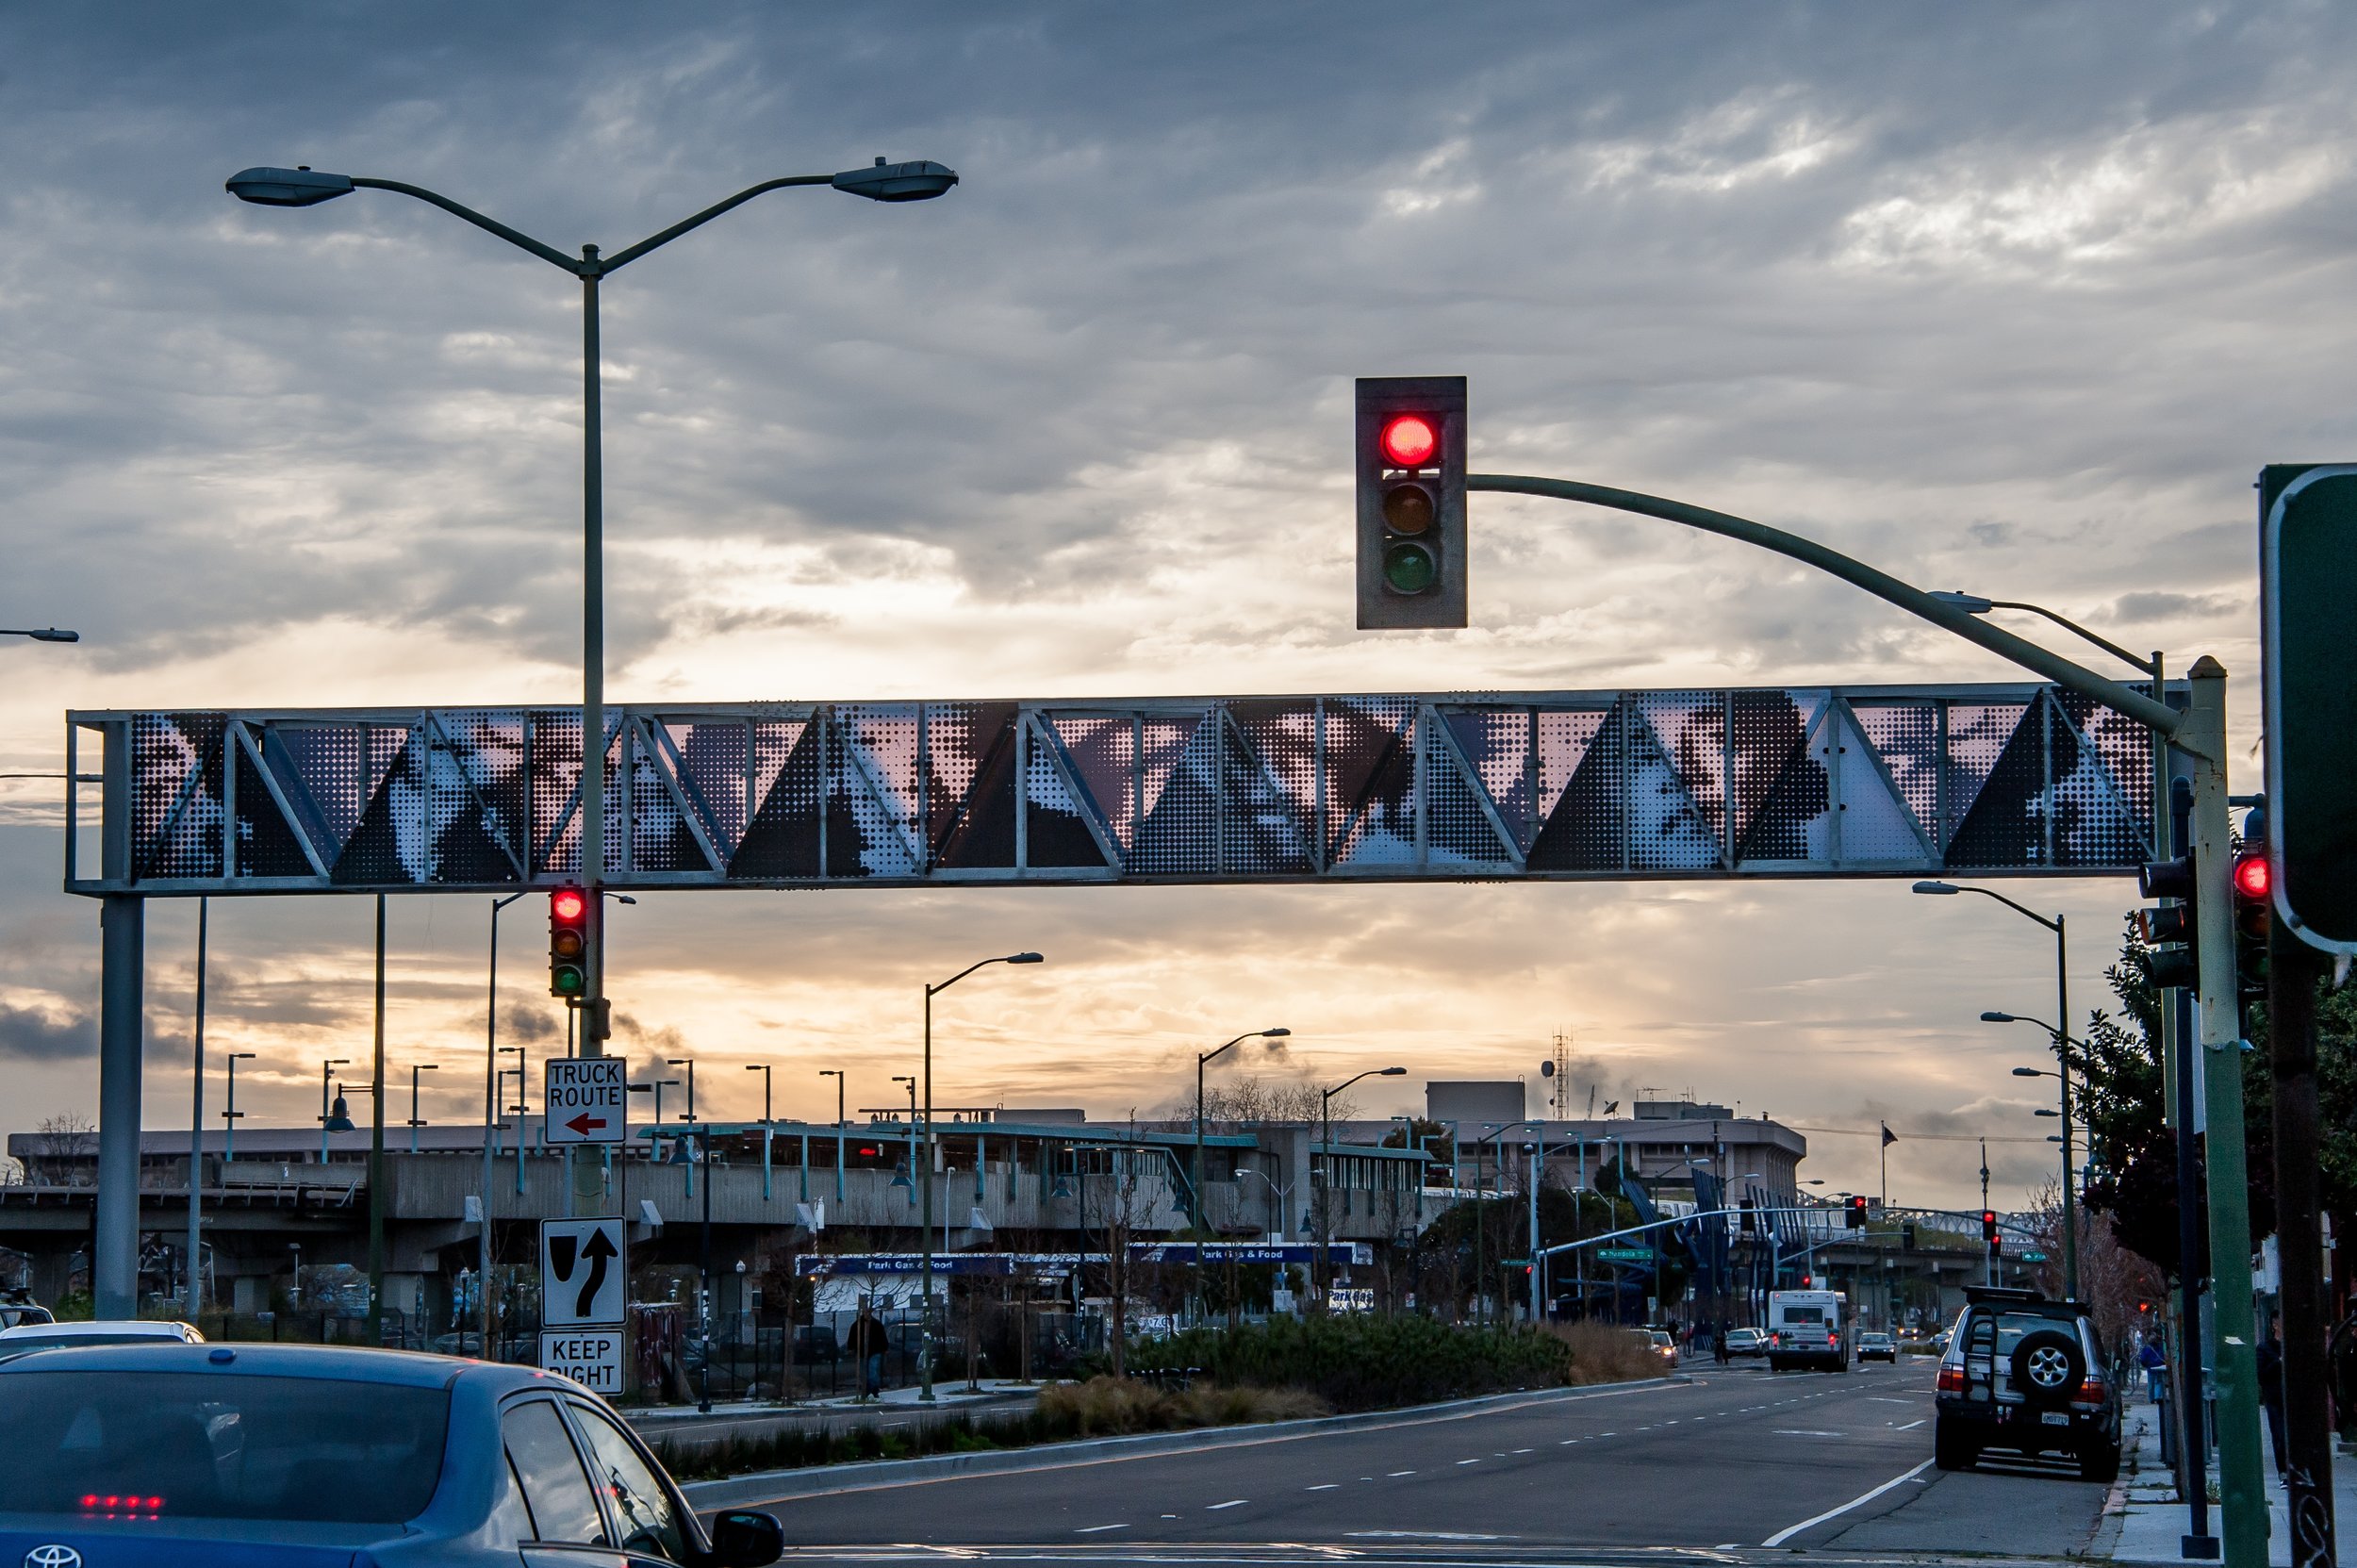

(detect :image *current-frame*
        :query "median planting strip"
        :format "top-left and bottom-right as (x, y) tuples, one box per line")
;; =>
(682, 1374), (1688, 1512)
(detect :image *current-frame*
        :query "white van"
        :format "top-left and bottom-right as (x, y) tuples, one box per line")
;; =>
(1767, 1289), (1850, 1372)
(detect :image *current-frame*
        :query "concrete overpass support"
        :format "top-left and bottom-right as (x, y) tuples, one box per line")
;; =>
(93, 893), (143, 1319)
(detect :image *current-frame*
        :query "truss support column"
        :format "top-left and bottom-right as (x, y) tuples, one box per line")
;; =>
(94, 893), (145, 1319)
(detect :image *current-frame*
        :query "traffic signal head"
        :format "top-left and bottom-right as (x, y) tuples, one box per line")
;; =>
(2233, 848), (2272, 999)
(1981, 1210), (1999, 1242)
(1846, 1195), (1867, 1229)
(1739, 1197), (1756, 1234)
(549, 885), (590, 998)
(1357, 376), (1467, 630)
(1902, 1222), (1918, 1250)
(2134, 855), (2200, 991)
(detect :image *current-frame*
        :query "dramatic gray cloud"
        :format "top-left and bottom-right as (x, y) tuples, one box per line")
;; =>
(0, 1000), (92, 1063)
(0, 1), (2344, 1205)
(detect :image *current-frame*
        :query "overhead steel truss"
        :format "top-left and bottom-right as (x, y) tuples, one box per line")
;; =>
(64, 681), (2177, 897)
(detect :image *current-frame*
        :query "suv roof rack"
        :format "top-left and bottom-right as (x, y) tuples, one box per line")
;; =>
(1964, 1285), (2044, 1303)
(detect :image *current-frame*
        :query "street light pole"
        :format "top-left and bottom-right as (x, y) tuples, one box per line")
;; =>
(221, 1052), (255, 1164)
(183, 897), (207, 1318)
(224, 157), (958, 1070)
(1918, 883), (2079, 1300)
(747, 1064), (772, 1125)
(1194, 1028), (1289, 1319)
(408, 1063), (439, 1155)
(318, 1056), (350, 1165)
(1980, 1009), (2084, 1300)
(669, 1058), (696, 1122)
(919, 952), (1044, 1400)
(482, 890), (525, 1348)
(1316, 1067), (1407, 1307)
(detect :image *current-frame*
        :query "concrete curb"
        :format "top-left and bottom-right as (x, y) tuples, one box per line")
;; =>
(683, 1374), (1690, 1511)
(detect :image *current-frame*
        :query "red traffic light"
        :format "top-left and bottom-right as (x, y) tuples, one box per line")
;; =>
(552, 887), (587, 922)
(2233, 851), (2272, 901)
(1378, 414), (1438, 468)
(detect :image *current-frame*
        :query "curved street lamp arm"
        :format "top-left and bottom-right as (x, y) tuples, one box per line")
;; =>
(347, 178), (583, 272)
(598, 175), (834, 274)
(1954, 883), (2061, 933)
(929, 954), (1008, 998)
(1465, 474), (2186, 746)
(1983, 601), (2157, 678)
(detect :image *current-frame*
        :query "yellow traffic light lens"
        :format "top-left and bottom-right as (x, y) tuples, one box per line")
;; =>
(552, 930), (585, 960)
(1381, 482), (1434, 536)
(1383, 541), (1437, 594)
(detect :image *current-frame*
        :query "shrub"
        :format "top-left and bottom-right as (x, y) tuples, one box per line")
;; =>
(1541, 1319), (1662, 1385)
(1121, 1315), (1574, 1411)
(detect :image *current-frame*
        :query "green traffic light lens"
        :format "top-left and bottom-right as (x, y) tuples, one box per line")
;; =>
(1380, 482), (1434, 536)
(552, 966), (585, 996)
(1383, 541), (1437, 594)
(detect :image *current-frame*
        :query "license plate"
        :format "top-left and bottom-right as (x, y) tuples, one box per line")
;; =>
(2041, 1411), (2070, 1427)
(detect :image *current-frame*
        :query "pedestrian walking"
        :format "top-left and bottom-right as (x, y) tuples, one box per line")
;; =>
(2137, 1336), (2167, 1404)
(2256, 1316), (2287, 1476)
(847, 1299), (889, 1402)
(1714, 1318), (1731, 1366)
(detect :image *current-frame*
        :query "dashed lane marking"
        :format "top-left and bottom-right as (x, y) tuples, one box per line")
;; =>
(1895, 1419), (1927, 1430)
(1387, 1470), (1415, 1477)
(1456, 1458), (1481, 1465)
(1075, 1524), (1129, 1534)
(1208, 1499), (1248, 1510)
(1307, 1483), (1341, 1491)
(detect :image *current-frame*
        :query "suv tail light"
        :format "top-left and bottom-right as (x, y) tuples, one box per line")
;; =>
(1937, 1364), (1965, 1394)
(2075, 1377), (2107, 1404)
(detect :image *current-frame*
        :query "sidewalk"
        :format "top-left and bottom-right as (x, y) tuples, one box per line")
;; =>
(2102, 1395), (2351, 1566)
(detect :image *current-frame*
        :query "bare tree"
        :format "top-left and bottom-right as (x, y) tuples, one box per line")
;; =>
(25, 1114), (97, 1186)
(1080, 1113), (1163, 1378)
(1197, 1075), (1356, 1126)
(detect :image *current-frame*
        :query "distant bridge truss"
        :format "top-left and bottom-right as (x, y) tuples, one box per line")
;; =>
(64, 682), (2176, 896)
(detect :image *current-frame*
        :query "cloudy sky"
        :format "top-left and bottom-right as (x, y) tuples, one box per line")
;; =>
(0, 2), (2339, 1208)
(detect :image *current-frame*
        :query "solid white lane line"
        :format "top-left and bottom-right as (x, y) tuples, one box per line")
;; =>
(1208, 1499), (1247, 1510)
(1075, 1524), (1129, 1534)
(1761, 1459), (1937, 1547)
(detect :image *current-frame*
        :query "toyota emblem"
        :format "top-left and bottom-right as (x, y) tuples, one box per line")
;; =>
(25, 1547), (84, 1568)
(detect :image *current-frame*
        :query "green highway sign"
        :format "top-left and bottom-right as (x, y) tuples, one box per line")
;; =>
(2262, 464), (2357, 952)
(1595, 1246), (1656, 1263)
(2019, 1250), (2049, 1263)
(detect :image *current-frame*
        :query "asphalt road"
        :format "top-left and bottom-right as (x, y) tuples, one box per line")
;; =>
(750, 1360), (2115, 1555)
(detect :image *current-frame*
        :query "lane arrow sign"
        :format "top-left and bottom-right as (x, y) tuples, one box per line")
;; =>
(565, 1112), (608, 1138)
(576, 1228), (618, 1321)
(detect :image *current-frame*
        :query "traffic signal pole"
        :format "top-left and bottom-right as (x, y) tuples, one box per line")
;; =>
(1452, 472), (2279, 1565)
(2266, 922), (2338, 1566)
(2187, 660), (2270, 1568)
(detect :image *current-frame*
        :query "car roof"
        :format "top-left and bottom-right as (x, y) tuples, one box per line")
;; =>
(0, 1318), (199, 1340)
(0, 1339), (563, 1392)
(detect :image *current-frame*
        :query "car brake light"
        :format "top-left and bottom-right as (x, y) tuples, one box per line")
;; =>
(1937, 1365), (1965, 1393)
(2077, 1378), (2106, 1401)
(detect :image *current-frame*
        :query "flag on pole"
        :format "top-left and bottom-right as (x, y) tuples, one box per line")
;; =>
(1881, 1122), (1898, 1147)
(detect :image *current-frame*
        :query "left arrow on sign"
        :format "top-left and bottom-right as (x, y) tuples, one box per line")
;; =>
(565, 1113), (607, 1137)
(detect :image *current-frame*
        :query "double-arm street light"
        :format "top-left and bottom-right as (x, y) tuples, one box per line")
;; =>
(1912, 880), (2081, 1300)
(407, 1064), (439, 1154)
(918, 951), (1044, 1400)
(1314, 1067), (1407, 1304)
(225, 156), (958, 1064)
(221, 1052), (255, 1164)
(668, 1058), (697, 1122)
(1985, 1009), (2085, 1297)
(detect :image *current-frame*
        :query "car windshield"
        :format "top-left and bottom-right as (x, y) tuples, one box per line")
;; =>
(0, 1369), (449, 1523)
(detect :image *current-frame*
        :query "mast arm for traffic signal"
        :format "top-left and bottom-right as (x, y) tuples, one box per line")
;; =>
(1464, 473), (2188, 748)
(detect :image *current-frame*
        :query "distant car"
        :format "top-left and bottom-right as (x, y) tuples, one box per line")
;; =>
(1723, 1327), (1768, 1359)
(0, 1303), (55, 1330)
(1857, 1331), (1897, 1362)
(0, 1319), (201, 1363)
(1632, 1329), (1677, 1367)
(0, 1341), (785, 1565)
(1935, 1287), (2121, 1481)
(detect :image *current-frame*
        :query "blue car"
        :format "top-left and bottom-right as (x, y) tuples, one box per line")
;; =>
(0, 1341), (783, 1566)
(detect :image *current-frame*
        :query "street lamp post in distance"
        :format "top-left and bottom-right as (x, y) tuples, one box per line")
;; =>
(408, 1063), (439, 1154)
(221, 1051), (255, 1164)
(1982, 1009), (2084, 1297)
(223, 157), (958, 1067)
(0, 627), (77, 642)
(1192, 1028), (1289, 1322)
(918, 951), (1044, 1401)
(747, 1064), (772, 1125)
(1913, 880), (2082, 1301)
(668, 1058), (696, 1122)
(1315, 1066), (1407, 1306)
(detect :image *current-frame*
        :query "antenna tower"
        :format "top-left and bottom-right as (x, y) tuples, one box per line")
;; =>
(1550, 1030), (1572, 1118)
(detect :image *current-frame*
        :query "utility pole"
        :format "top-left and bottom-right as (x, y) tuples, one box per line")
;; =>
(1980, 1141), (1992, 1288)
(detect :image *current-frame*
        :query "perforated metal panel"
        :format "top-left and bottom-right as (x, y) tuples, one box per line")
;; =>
(67, 682), (2177, 895)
